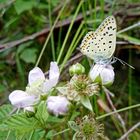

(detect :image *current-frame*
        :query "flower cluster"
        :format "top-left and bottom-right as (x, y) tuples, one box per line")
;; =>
(9, 62), (69, 116)
(9, 61), (114, 139)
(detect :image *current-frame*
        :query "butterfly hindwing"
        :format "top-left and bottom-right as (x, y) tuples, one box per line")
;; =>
(80, 16), (116, 63)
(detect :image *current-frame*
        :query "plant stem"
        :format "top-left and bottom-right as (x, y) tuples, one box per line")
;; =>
(48, 0), (55, 61)
(35, 0), (67, 67)
(57, 0), (84, 64)
(96, 103), (140, 120)
(128, 48), (132, 126)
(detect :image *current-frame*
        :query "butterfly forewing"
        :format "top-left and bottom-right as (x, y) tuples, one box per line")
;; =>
(80, 16), (116, 63)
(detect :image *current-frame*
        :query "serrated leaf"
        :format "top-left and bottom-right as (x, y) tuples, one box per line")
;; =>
(68, 121), (79, 132)
(35, 101), (49, 124)
(80, 96), (93, 112)
(0, 104), (13, 123)
(5, 113), (40, 132)
(0, 124), (9, 131)
(20, 48), (38, 63)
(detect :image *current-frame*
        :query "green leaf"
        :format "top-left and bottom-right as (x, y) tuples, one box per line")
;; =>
(46, 130), (56, 139)
(35, 101), (49, 124)
(68, 121), (79, 132)
(0, 123), (9, 131)
(20, 48), (38, 63)
(17, 41), (33, 54)
(5, 113), (40, 132)
(117, 34), (140, 45)
(80, 96), (93, 112)
(70, 111), (80, 121)
(14, 0), (38, 14)
(0, 104), (13, 123)
(47, 115), (64, 123)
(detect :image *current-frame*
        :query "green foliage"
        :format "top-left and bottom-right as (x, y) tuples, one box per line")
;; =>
(0, 104), (13, 123)
(80, 96), (93, 112)
(35, 101), (49, 124)
(5, 113), (40, 132)
(68, 121), (79, 132)
(0, 0), (140, 139)
(14, 0), (38, 14)
(20, 48), (38, 63)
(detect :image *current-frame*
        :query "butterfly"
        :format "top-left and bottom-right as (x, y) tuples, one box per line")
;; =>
(80, 16), (134, 68)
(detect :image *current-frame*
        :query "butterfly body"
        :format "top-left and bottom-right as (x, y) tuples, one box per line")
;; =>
(80, 16), (116, 65)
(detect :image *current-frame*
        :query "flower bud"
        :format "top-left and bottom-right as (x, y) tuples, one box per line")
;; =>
(47, 96), (70, 116)
(69, 63), (85, 76)
(89, 64), (115, 86)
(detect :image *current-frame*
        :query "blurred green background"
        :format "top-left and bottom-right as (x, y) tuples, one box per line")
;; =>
(0, 0), (140, 139)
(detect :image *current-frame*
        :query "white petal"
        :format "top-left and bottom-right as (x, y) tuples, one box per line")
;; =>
(24, 106), (35, 112)
(47, 96), (69, 116)
(9, 90), (39, 108)
(49, 62), (60, 82)
(43, 79), (57, 93)
(100, 65), (114, 85)
(43, 62), (60, 93)
(89, 64), (101, 81)
(28, 67), (45, 86)
(89, 64), (115, 85)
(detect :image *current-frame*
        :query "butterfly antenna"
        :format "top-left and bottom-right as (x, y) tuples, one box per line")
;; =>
(114, 57), (135, 69)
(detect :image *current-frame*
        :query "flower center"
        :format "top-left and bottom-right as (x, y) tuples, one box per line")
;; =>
(74, 81), (87, 92)
(82, 122), (95, 137)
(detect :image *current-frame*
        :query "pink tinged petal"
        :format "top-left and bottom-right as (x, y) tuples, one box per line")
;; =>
(43, 62), (60, 93)
(89, 64), (115, 85)
(47, 96), (69, 116)
(28, 67), (45, 86)
(49, 62), (60, 83)
(100, 65), (114, 85)
(9, 90), (39, 108)
(43, 79), (54, 93)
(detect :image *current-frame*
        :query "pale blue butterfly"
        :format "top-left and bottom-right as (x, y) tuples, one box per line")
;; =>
(80, 16), (134, 68)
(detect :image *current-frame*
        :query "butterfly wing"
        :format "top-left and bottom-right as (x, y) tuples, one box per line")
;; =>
(80, 16), (116, 63)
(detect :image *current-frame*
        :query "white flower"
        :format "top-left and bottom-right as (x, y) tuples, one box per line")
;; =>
(9, 90), (39, 108)
(47, 96), (70, 116)
(89, 64), (115, 86)
(9, 62), (60, 108)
